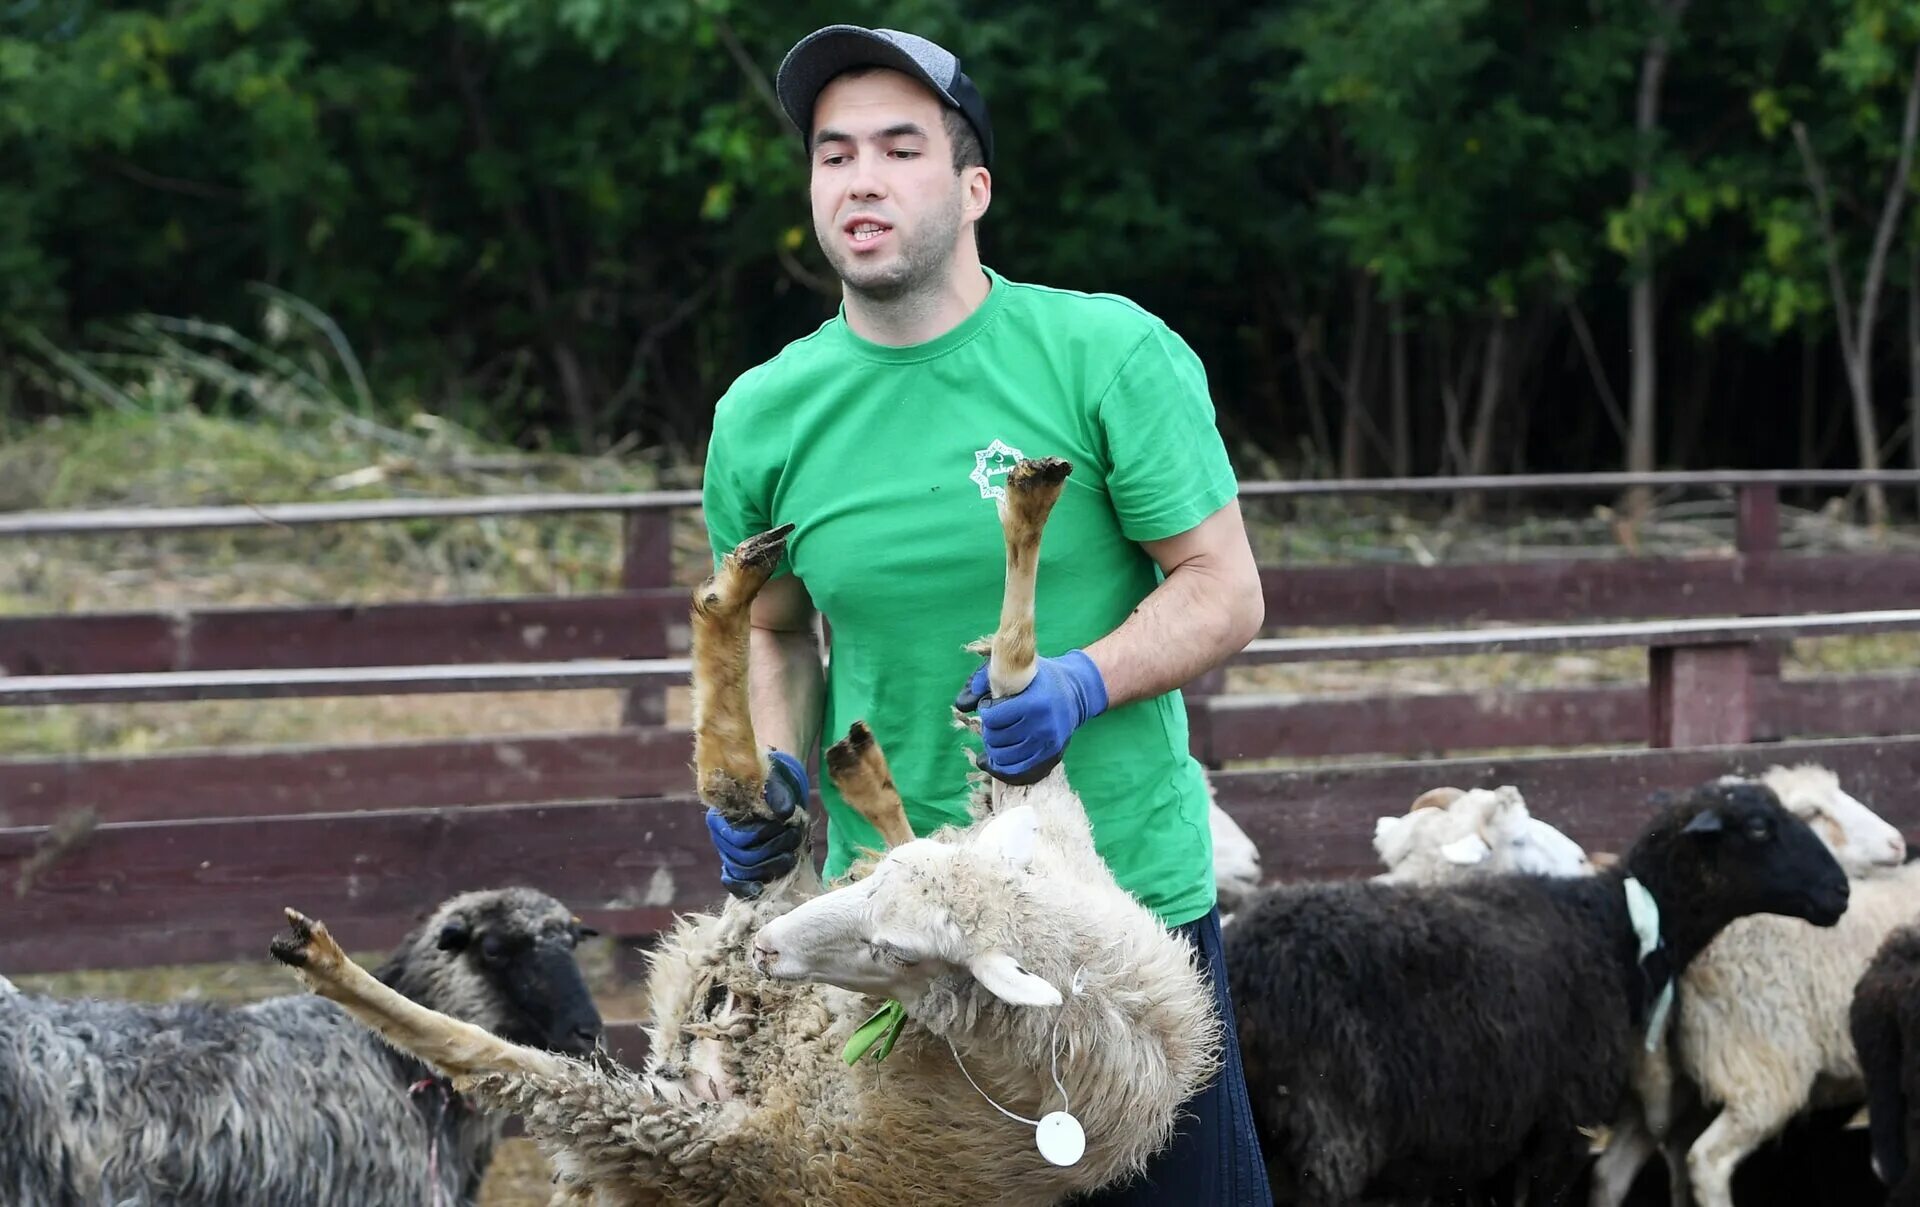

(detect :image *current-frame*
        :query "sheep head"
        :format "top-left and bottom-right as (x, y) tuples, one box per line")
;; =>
(1719, 764), (1906, 873)
(1374, 785), (1594, 881)
(750, 805), (1063, 1013)
(375, 886), (605, 1058)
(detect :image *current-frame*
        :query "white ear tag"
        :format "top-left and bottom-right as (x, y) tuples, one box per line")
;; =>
(1036, 1110), (1086, 1166)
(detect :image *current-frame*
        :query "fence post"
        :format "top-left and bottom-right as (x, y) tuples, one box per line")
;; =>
(619, 509), (674, 728)
(1648, 642), (1755, 748)
(1734, 484), (1783, 731)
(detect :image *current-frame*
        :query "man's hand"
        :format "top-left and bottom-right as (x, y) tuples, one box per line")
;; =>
(955, 650), (1108, 784)
(706, 750), (809, 898)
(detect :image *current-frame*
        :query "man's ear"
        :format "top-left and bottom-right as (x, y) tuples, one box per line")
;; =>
(967, 949), (1063, 1007)
(976, 805), (1039, 870)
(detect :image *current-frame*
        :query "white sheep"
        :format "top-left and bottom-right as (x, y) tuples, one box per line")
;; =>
(268, 457), (1222, 1206)
(1588, 763), (1911, 1207)
(1371, 783), (1596, 883)
(1208, 781), (1264, 918)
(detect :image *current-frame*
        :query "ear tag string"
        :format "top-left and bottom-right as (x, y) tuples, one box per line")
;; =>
(948, 966), (1087, 1167)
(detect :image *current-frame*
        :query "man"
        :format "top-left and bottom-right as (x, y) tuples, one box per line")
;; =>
(698, 24), (1271, 1203)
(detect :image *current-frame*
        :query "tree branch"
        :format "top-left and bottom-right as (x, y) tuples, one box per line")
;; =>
(1793, 119), (1860, 369)
(1858, 42), (1920, 373)
(712, 14), (789, 130)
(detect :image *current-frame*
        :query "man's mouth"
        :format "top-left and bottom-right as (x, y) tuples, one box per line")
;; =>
(845, 219), (892, 246)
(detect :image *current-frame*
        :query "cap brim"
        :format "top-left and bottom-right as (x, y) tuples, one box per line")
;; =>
(775, 25), (962, 148)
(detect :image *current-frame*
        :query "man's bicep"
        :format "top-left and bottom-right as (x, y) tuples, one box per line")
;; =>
(750, 572), (817, 634)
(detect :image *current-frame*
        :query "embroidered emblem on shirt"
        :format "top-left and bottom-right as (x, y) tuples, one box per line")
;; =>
(970, 438), (1025, 500)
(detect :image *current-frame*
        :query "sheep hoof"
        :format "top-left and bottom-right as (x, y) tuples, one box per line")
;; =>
(269, 907), (342, 973)
(1008, 457), (1072, 492)
(824, 720), (876, 777)
(731, 522), (795, 573)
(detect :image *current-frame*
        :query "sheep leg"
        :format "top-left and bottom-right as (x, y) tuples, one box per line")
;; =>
(690, 522), (794, 827)
(987, 457), (1071, 701)
(270, 908), (567, 1081)
(825, 719), (913, 848)
(1683, 1090), (1798, 1207)
(1587, 1114), (1656, 1207)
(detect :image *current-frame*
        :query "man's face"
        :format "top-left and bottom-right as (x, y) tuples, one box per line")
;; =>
(807, 69), (980, 300)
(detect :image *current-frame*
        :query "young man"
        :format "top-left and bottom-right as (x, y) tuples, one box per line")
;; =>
(698, 25), (1272, 1203)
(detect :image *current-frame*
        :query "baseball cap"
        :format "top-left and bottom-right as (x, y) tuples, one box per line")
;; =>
(775, 25), (994, 168)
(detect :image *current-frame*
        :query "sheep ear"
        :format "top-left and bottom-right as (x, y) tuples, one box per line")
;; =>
(1440, 834), (1492, 865)
(977, 805), (1039, 870)
(967, 949), (1063, 1007)
(436, 918), (472, 952)
(1683, 809), (1725, 836)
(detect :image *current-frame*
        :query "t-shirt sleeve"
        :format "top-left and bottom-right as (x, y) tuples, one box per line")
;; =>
(1096, 321), (1240, 543)
(701, 385), (792, 579)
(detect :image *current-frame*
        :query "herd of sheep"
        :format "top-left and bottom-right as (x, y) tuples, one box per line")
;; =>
(4, 456), (1919, 1206)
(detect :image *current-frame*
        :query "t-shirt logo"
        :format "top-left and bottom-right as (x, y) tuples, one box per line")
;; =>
(969, 438), (1025, 500)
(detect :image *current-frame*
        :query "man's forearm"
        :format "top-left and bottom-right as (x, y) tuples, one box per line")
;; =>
(748, 623), (826, 762)
(1082, 561), (1262, 711)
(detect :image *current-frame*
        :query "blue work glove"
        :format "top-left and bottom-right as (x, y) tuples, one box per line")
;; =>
(954, 650), (1108, 785)
(706, 750), (808, 899)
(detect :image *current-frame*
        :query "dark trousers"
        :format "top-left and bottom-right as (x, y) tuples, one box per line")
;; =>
(1068, 906), (1272, 1205)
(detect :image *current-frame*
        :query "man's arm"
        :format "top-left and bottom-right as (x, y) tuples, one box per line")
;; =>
(746, 572), (826, 762)
(1082, 498), (1264, 708)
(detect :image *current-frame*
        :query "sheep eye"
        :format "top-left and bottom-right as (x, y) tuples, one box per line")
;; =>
(870, 941), (916, 966)
(1745, 820), (1772, 842)
(479, 934), (510, 964)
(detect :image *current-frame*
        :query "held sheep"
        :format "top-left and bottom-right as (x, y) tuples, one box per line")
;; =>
(0, 887), (602, 1206)
(1371, 784), (1595, 883)
(1225, 777), (1850, 1206)
(267, 457), (1222, 1207)
(1587, 764), (1910, 1207)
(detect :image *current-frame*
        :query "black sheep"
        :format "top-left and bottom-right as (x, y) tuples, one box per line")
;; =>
(1851, 921), (1920, 1205)
(1225, 778), (1851, 1206)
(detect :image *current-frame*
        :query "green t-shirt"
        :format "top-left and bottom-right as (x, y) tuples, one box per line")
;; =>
(700, 265), (1239, 926)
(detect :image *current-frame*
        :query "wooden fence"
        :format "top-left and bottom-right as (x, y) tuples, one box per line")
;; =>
(4, 469), (1920, 1066)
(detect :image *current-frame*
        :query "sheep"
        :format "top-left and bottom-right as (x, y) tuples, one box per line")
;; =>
(0, 886), (603, 1206)
(1224, 775), (1851, 1206)
(1849, 920), (1920, 1204)
(1371, 783), (1595, 883)
(1586, 763), (1911, 1207)
(267, 456), (1223, 1207)
(1209, 778), (1264, 918)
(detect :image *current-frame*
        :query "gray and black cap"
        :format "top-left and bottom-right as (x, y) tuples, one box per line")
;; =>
(775, 25), (994, 167)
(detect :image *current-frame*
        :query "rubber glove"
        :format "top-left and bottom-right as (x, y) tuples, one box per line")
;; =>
(705, 750), (808, 898)
(954, 650), (1108, 784)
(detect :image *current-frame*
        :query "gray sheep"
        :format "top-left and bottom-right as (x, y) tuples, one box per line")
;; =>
(0, 886), (603, 1206)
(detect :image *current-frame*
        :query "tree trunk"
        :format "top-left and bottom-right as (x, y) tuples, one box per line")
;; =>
(1389, 297), (1411, 477)
(1340, 272), (1375, 479)
(1626, 0), (1693, 520)
(1910, 247), (1920, 514)
(1466, 313), (1508, 477)
(1290, 313), (1334, 474)
(1790, 43), (1920, 529)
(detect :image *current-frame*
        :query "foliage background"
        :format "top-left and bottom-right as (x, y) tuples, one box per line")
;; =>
(7, 0), (1920, 488)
